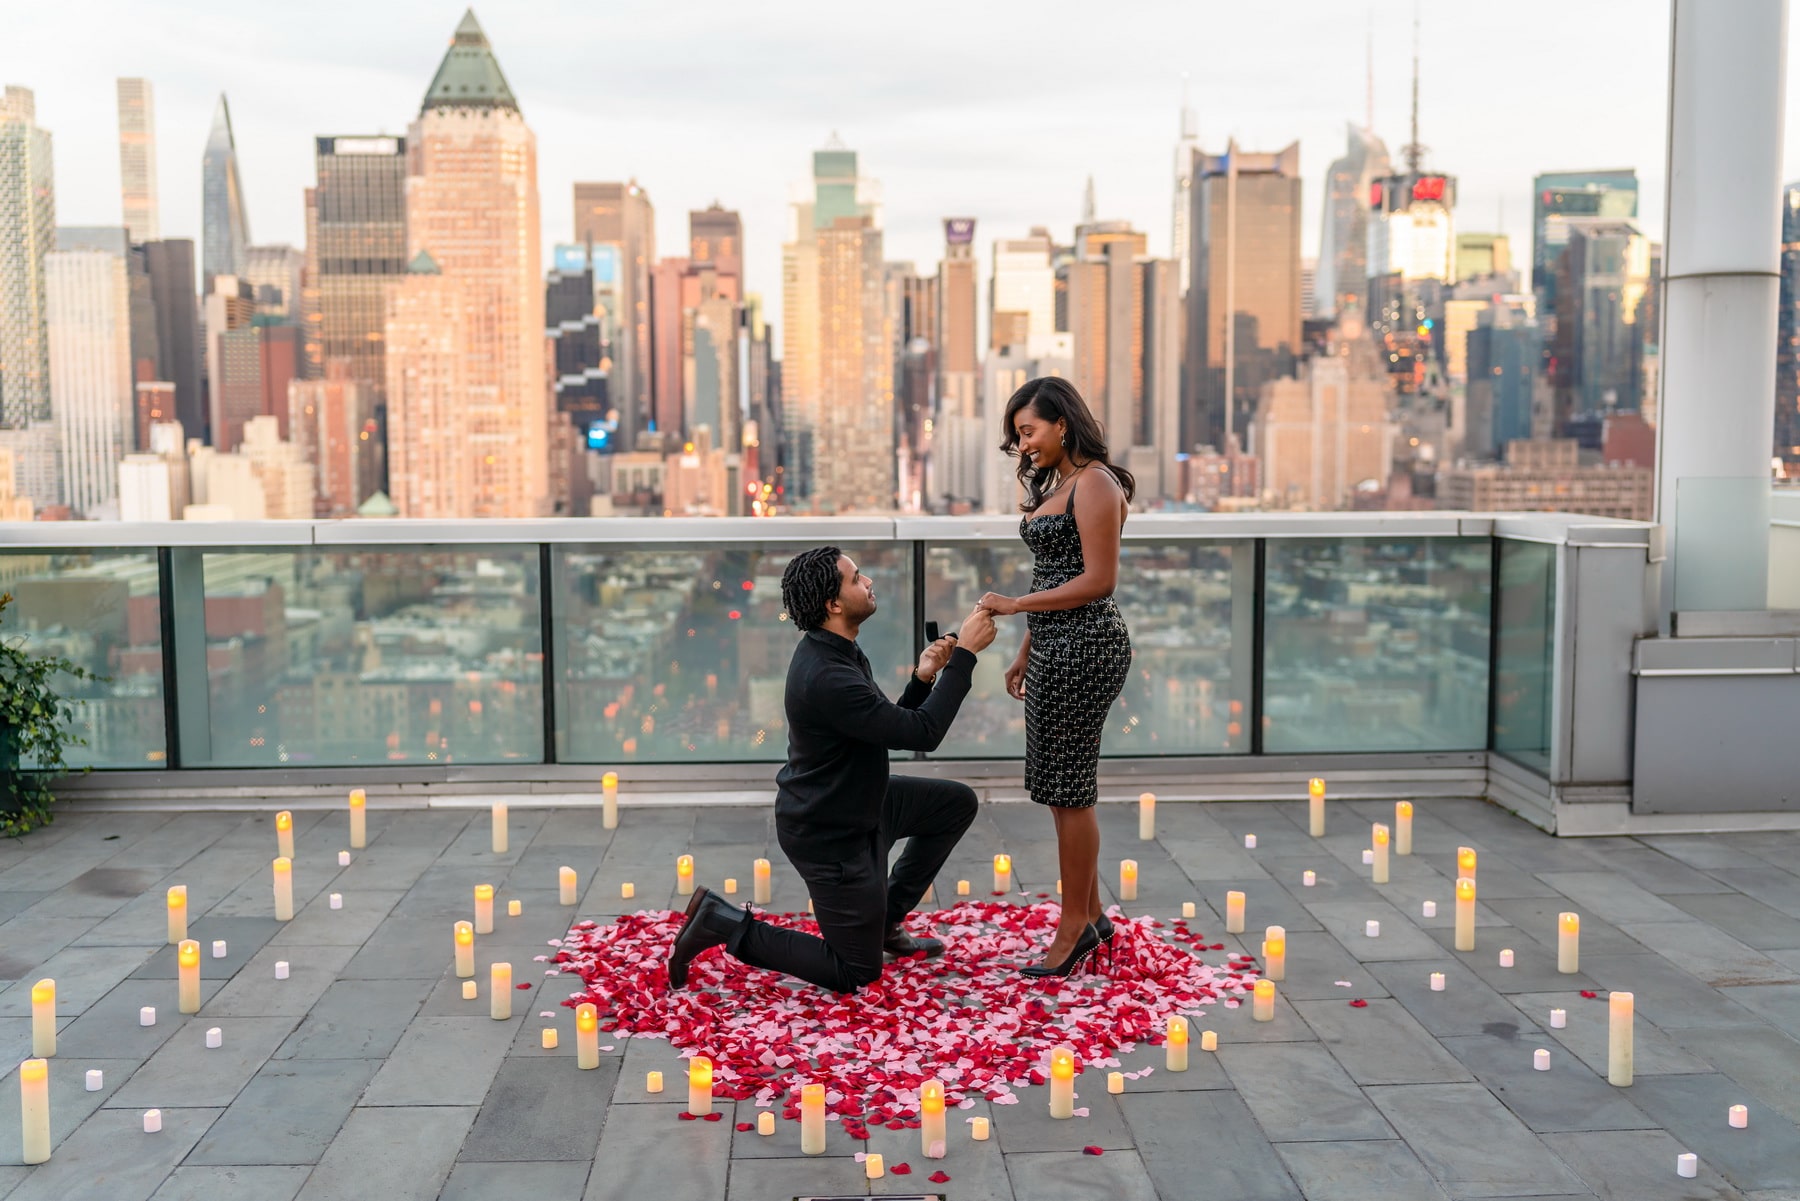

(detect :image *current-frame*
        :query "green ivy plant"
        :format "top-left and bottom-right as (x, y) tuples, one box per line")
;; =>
(0, 591), (99, 836)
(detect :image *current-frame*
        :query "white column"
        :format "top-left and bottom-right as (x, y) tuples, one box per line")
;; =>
(1655, 0), (1789, 614)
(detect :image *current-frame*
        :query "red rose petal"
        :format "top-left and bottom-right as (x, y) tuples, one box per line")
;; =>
(702, 1112), (724, 1122)
(516, 982), (531, 990)
(735, 1122), (754, 1131)
(929, 1171), (951, 1183)
(1580, 990), (1598, 999)
(1083, 1145), (1104, 1155)
(677, 1112), (698, 1121)
(891, 1163), (912, 1175)
(1348, 998), (1368, 1008)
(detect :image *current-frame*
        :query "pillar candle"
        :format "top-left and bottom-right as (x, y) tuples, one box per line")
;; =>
(1534, 1048), (1551, 1071)
(723, 878), (737, 895)
(491, 803), (508, 854)
(1729, 1104), (1748, 1128)
(757, 1112), (775, 1136)
(474, 884), (495, 934)
(273, 858), (293, 921)
(970, 1116), (991, 1140)
(1550, 1007), (1567, 1028)
(1225, 890), (1245, 933)
(1429, 972), (1446, 991)
(1253, 978), (1277, 1022)
(1107, 1072), (1124, 1094)
(490, 963), (512, 1020)
(31, 979), (55, 1057)
(920, 1079), (947, 1156)
(687, 1056), (713, 1115)
(507, 899), (521, 917)
(275, 810), (294, 860)
(1677, 1153), (1698, 1179)
(462, 981), (477, 1000)
(1182, 901), (1196, 919)
(541, 1028), (558, 1049)
(1303, 871), (1316, 887)
(1263, 926), (1286, 982)
(1372, 824), (1390, 884)
(1119, 859), (1138, 901)
(142, 1109), (161, 1133)
(560, 867), (578, 906)
(645, 1071), (663, 1093)
(800, 1082), (826, 1154)
(1308, 777), (1326, 836)
(1200, 1030), (1218, 1051)
(957, 880), (970, 896)
(602, 771), (619, 830)
(177, 939), (201, 1014)
(753, 858), (772, 904)
(865, 1153), (885, 1179)
(576, 1002), (599, 1069)
(1048, 1046), (1076, 1117)
(348, 788), (366, 848)
(454, 921), (475, 977)
(166, 885), (188, 943)
(19, 1059), (49, 1164)
(1138, 792), (1156, 840)
(1457, 846), (1477, 879)
(1608, 991), (1634, 1086)
(676, 854), (695, 897)
(205, 1027), (222, 1049)
(1558, 912), (1580, 973)
(621, 882), (635, 900)
(1395, 800), (1414, 855)
(1455, 877), (1476, 951)
(1165, 1018), (1189, 1071)
(1499, 948), (1515, 968)
(993, 853), (1012, 893)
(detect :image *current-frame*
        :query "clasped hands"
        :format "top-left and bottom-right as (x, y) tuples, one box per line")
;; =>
(914, 603), (999, 681)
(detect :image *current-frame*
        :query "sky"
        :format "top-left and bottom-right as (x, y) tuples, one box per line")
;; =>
(9, 0), (1799, 333)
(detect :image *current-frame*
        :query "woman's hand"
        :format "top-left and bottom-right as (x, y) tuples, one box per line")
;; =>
(977, 592), (1022, 616)
(1004, 655), (1027, 701)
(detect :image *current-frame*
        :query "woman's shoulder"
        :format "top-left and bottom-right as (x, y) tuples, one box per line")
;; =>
(1076, 463), (1127, 500)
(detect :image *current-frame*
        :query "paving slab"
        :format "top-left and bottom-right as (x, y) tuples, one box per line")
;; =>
(201, 943), (357, 1018)
(1623, 1073), (1800, 1193)
(128, 917), (281, 980)
(1365, 1083), (1588, 1198)
(720, 1157), (861, 1201)
(1513, 989), (1716, 1077)
(16, 867), (163, 919)
(1123, 1089), (1302, 1201)
(1616, 922), (1800, 989)
(1294, 998), (1475, 1085)
(0, 917), (105, 967)
(1669, 1026), (1800, 1126)
(439, 1162), (592, 1201)
(459, 1055), (615, 1161)
(583, 1099), (730, 1201)
(1664, 893), (1800, 952)
(1579, 953), (1766, 1028)
(1365, 959), (1535, 1038)
(0, 1055), (136, 1162)
(361, 1015), (517, 1105)
(0, 943), (157, 1016)
(0, 1105), (220, 1201)
(1106, 1038), (1232, 1090)
(727, 1097), (866, 1160)
(863, 1101), (1014, 1200)
(1541, 1128), (1743, 1200)
(187, 1057), (379, 1165)
(148, 1165), (313, 1201)
(1217, 1043), (1394, 1142)
(293, 1104), (477, 1201)
(1553, 848), (1739, 897)
(266, 888), (403, 948)
(990, 1084), (1133, 1152)
(53, 977), (223, 1060)
(1303, 898), (1447, 961)
(272, 977), (431, 1059)
(1004, 1148), (1162, 1201)
(1483, 897), (1645, 958)
(1260, 933), (1394, 1001)
(1435, 1032), (1658, 1133)
(1275, 1140), (1450, 1201)
(108, 1016), (298, 1108)
(1424, 928), (1602, 996)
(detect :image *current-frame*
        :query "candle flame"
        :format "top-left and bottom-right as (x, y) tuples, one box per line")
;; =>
(1396, 801), (1413, 818)
(1373, 824), (1390, 846)
(1166, 1018), (1188, 1044)
(455, 922), (473, 945)
(32, 981), (53, 1004)
(1560, 912), (1579, 933)
(677, 855), (694, 874)
(921, 1079), (945, 1112)
(603, 771), (618, 788)
(178, 941), (200, 967)
(1254, 978), (1276, 998)
(475, 884), (494, 901)
(1456, 877), (1476, 901)
(1308, 777), (1326, 798)
(577, 1003), (597, 1032)
(349, 790), (365, 808)
(690, 1055), (713, 1086)
(273, 857), (291, 872)
(802, 1082), (824, 1103)
(1139, 792), (1156, 804)
(167, 887), (186, 906)
(20, 1058), (46, 1083)
(1050, 1046), (1076, 1078)
(1458, 847), (1477, 872)
(1121, 859), (1139, 877)
(275, 811), (291, 830)
(1266, 937), (1286, 956)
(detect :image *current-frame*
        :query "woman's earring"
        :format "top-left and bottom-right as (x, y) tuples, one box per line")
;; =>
(1060, 432), (1068, 449)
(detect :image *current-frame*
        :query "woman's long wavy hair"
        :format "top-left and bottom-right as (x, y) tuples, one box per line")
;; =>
(999, 376), (1136, 513)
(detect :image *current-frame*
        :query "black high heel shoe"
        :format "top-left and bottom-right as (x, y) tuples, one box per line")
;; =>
(1021, 923), (1100, 978)
(1093, 913), (1115, 970)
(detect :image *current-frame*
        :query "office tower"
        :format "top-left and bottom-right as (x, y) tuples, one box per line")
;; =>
(389, 10), (548, 519)
(288, 360), (370, 515)
(1172, 88), (1202, 296)
(886, 261), (937, 510)
(573, 180), (654, 448)
(1367, 170), (1458, 285)
(1251, 321), (1394, 510)
(141, 239), (202, 439)
(1531, 170), (1637, 310)
(1316, 124), (1391, 320)
(0, 447), (34, 520)
(648, 256), (688, 439)
(244, 244), (303, 323)
(938, 218), (978, 415)
(1777, 182), (1800, 469)
(116, 79), (160, 242)
(236, 415), (315, 518)
(683, 268), (741, 455)
(1550, 218), (1652, 432)
(1300, 258), (1317, 320)
(1455, 233), (1511, 282)
(46, 227), (133, 516)
(202, 95), (251, 289)
(1464, 298), (1541, 459)
(547, 245), (609, 443)
(1186, 140), (1303, 452)
(125, 244), (160, 386)
(204, 276), (257, 451)
(1, 86), (54, 430)
(134, 380), (173, 449)
(990, 229), (1055, 350)
(0, 421), (60, 511)
(780, 141), (892, 512)
(976, 336), (1074, 514)
(689, 203), (742, 294)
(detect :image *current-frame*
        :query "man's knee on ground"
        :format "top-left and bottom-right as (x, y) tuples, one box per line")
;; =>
(835, 957), (885, 992)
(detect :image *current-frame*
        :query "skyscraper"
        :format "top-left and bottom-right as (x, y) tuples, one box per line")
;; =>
(573, 181), (655, 449)
(387, 10), (547, 519)
(141, 239), (202, 439)
(989, 230), (1055, 350)
(689, 203), (742, 293)
(116, 79), (160, 243)
(937, 218), (978, 416)
(46, 227), (132, 516)
(1172, 87), (1202, 297)
(1252, 323), (1395, 509)
(201, 95), (251, 289)
(1316, 124), (1391, 320)
(1, 86), (54, 430)
(1551, 217), (1653, 429)
(1465, 298), (1541, 460)
(244, 244), (304, 323)
(1530, 170), (1637, 309)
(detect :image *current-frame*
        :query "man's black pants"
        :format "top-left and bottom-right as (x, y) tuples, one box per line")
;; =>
(726, 775), (978, 993)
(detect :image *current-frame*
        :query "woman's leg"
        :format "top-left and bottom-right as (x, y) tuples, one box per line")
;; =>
(1042, 805), (1100, 964)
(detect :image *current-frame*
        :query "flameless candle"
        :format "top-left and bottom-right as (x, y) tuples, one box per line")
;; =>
(19, 1058), (49, 1164)
(1608, 991), (1634, 1086)
(490, 963), (512, 1020)
(338, 850), (351, 866)
(554, 866), (577, 907)
(276, 810), (294, 860)
(1055, 878), (1062, 895)
(646, 1071), (663, 1093)
(1558, 912), (1580, 973)
(178, 939), (201, 1014)
(1550, 1007), (1566, 1028)
(1225, 890), (1245, 933)
(1455, 877), (1476, 951)
(167, 885), (188, 943)
(143, 1109), (161, 1133)
(921, 1079), (947, 1157)
(994, 853), (1012, 893)
(753, 858), (772, 904)
(1457, 846), (1477, 879)
(454, 921), (475, 977)
(1729, 1104), (1748, 1128)
(800, 1082), (826, 1154)
(1048, 1046), (1075, 1117)
(1422, 900), (1437, 918)
(330, 893), (343, 910)
(348, 789), (366, 848)
(1372, 824), (1390, 884)
(31, 979), (54, 1057)
(1263, 926), (1286, 982)
(1366, 919), (1381, 938)
(492, 803), (509, 854)
(1200, 1030), (1218, 1051)
(1253, 978), (1277, 1021)
(957, 880), (970, 896)
(1499, 948), (1515, 967)
(1303, 871), (1316, 887)
(140, 1006), (156, 1026)
(601, 770), (620, 830)
(971, 1116), (991, 1140)
(1534, 1049), (1551, 1071)
(1139, 792), (1156, 840)
(1677, 1154), (1698, 1178)
(205, 1027), (222, 1049)
(1308, 777), (1327, 836)
(462, 981), (477, 1000)
(676, 854), (695, 896)
(507, 899), (521, 917)
(1120, 860), (1140, 902)
(575, 1002), (599, 1069)
(621, 882), (635, 899)
(273, 858), (293, 921)
(723, 878), (737, 895)
(1245, 833), (1257, 848)
(539, 1028), (558, 1050)
(757, 1111), (775, 1136)
(1395, 800), (1413, 855)
(865, 1153), (885, 1180)
(687, 1055), (714, 1115)
(84, 1070), (102, 1091)
(1362, 849), (1375, 865)
(1165, 1018), (1189, 1071)
(474, 884), (495, 934)
(274, 962), (289, 980)
(1182, 901), (1196, 918)
(1429, 972), (1445, 991)
(1107, 1072), (1124, 1094)
(211, 940), (226, 959)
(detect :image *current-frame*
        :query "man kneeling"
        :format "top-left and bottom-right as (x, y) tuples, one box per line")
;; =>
(667, 546), (996, 992)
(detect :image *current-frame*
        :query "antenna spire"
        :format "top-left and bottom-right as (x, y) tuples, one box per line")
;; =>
(1403, 4), (1425, 173)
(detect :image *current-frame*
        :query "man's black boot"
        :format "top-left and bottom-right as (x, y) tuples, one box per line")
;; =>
(667, 887), (748, 988)
(883, 924), (944, 960)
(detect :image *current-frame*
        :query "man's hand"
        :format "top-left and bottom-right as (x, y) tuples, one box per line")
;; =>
(914, 636), (957, 683)
(958, 606), (997, 653)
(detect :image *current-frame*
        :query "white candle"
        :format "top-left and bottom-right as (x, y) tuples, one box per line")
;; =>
(1558, 913), (1580, 973)
(1550, 1007), (1566, 1028)
(1422, 900), (1436, 917)
(957, 880), (970, 896)
(461, 980), (477, 1000)
(1263, 926), (1286, 982)
(1429, 972), (1445, 991)
(621, 882), (635, 900)
(560, 867), (578, 906)
(994, 853), (1012, 893)
(1455, 877), (1476, 951)
(454, 920), (475, 977)
(576, 1003), (599, 1069)
(1107, 1072), (1124, 1094)
(1253, 978), (1277, 1022)
(140, 1006), (156, 1026)
(602, 771), (619, 830)
(211, 940), (227, 959)
(1225, 890), (1245, 933)
(84, 1069), (102, 1091)
(1499, 948), (1515, 968)
(865, 1152), (885, 1179)
(800, 1082), (825, 1154)
(1372, 824), (1390, 884)
(1534, 1048), (1551, 1071)
(1244, 834), (1257, 849)
(646, 1071), (663, 1093)
(348, 788), (366, 848)
(31, 979), (54, 1057)
(676, 854), (695, 897)
(491, 803), (508, 854)
(1677, 1154), (1697, 1178)
(274, 961), (289, 980)
(1362, 849), (1375, 865)
(723, 878), (737, 895)
(205, 1027), (222, 1049)
(1048, 1045), (1076, 1118)
(275, 810), (294, 860)
(1457, 846), (1478, 879)
(970, 1116), (991, 1140)
(1308, 777), (1326, 836)
(1200, 1030), (1218, 1051)
(1182, 901), (1196, 918)
(1365, 920), (1381, 938)
(1055, 879), (1062, 895)
(920, 1079), (947, 1156)
(143, 1108), (162, 1133)
(1608, 991), (1634, 1086)
(490, 963), (512, 1020)
(753, 858), (772, 904)
(1395, 801), (1413, 855)
(330, 894), (344, 910)
(167, 885), (187, 943)
(1120, 860), (1139, 901)
(273, 857), (293, 921)
(757, 1111), (775, 1136)
(541, 1028), (558, 1049)
(506, 899), (521, 917)
(1165, 1018), (1189, 1071)
(1303, 871), (1316, 887)
(338, 850), (351, 866)
(1729, 1104), (1748, 1128)
(474, 884), (495, 934)
(177, 940), (201, 1014)
(19, 1058), (49, 1164)
(688, 1056), (714, 1115)
(1138, 792), (1156, 840)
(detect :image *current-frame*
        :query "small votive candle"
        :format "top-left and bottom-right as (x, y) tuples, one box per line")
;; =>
(1303, 871), (1316, 887)
(957, 880), (971, 896)
(338, 850), (351, 866)
(507, 899), (521, 917)
(1499, 948), (1515, 968)
(348, 788), (366, 848)
(1422, 900), (1437, 917)
(687, 1055), (713, 1115)
(646, 1071), (663, 1093)
(1308, 777), (1327, 836)
(676, 854), (695, 897)
(1225, 890), (1245, 933)
(1534, 1049), (1551, 1071)
(1165, 1018), (1189, 1071)
(276, 810), (294, 860)
(330, 893), (343, 910)
(1138, 791), (1156, 840)
(454, 921), (475, 977)
(205, 1026), (222, 1049)
(140, 1006), (156, 1026)
(1182, 901), (1196, 918)
(971, 1116), (991, 1140)
(723, 878), (737, 896)
(1361, 849), (1375, 865)
(994, 853), (1012, 893)
(1729, 1104), (1748, 1128)
(541, 1028), (558, 1049)
(1048, 1045), (1076, 1117)
(757, 1111), (775, 1136)
(85, 1069), (103, 1091)
(1558, 912), (1580, 973)
(1244, 834), (1257, 849)
(602, 770), (619, 830)
(1395, 800), (1413, 855)
(1429, 972), (1445, 991)
(621, 882), (635, 899)
(560, 866), (577, 906)
(1365, 920), (1381, 938)
(1252, 978), (1277, 1021)
(1120, 859), (1139, 902)
(143, 1108), (162, 1133)
(1550, 1007), (1567, 1028)
(474, 884), (495, 934)
(1677, 1154), (1698, 1178)
(490, 963), (512, 1020)
(576, 1003), (599, 1069)
(1200, 1030), (1218, 1051)
(166, 884), (188, 943)
(274, 961), (289, 979)
(211, 940), (227, 959)
(865, 1152), (885, 1179)
(1107, 1071), (1124, 1094)
(491, 802), (508, 854)
(753, 858), (772, 904)
(462, 981), (477, 1000)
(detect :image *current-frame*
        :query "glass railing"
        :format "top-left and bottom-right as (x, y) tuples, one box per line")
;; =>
(0, 514), (1594, 775)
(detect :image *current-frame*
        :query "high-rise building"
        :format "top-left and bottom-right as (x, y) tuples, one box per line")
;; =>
(244, 244), (304, 324)
(938, 218), (978, 416)
(1531, 170), (1637, 309)
(1455, 233), (1511, 282)
(140, 239), (202, 439)
(1465, 298), (1543, 460)
(689, 203), (742, 294)
(385, 11), (547, 519)
(288, 360), (372, 516)
(573, 180), (654, 449)
(116, 79), (160, 243)
(1367, 170), (1458, 285)
(546, 245), (609, 443)
(1186, 140), (1303, 452)
(201, 95), (251, 289)
(1252, 321), (1395, 509)
(648, 255), (689, 440)
(1172, 90), (1202, 297)
(46, 227), (132, 516)
(203, 276), (257, 452)
(1316, 124), (1391, 320)
(1438, 437), (1651, 521)
(990, 229), (1055, 350)
(1550, 218), (1653, 431)
(0, 446), (33, 519)
(1, 86), (54, 430)
(1777, 182), (1800, 469)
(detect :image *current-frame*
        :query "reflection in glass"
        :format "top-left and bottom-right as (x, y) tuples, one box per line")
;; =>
(1492, 539), (1556, 773)
(1263, 537), (1491, 752)
(0, 551), (166, 767)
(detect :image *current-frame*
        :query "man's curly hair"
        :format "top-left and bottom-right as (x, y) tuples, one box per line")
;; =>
(780, 546), (844, 632)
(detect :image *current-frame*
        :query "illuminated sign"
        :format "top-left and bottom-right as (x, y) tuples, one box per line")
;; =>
(330, 137), (400, 156)
(1412, 176), (1448, 202)
(944, 218), (976, 245)
(1370, 182), (1384, 208)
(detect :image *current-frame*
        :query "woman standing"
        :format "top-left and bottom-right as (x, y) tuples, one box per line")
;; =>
(978, 377), (1133, 977)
